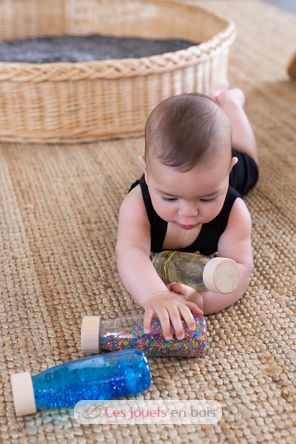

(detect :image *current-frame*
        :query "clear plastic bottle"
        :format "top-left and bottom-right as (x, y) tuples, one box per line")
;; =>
(81, 314), (207, 358)
(152, 250), (241, 294)
(10, 349), (151, 416)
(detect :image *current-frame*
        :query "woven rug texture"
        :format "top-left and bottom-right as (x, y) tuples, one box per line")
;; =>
(0, 0), (295, 442)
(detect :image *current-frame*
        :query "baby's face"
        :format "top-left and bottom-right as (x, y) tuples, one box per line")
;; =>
(145, 153), (235, 230)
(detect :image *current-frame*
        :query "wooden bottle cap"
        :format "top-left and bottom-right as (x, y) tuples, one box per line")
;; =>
(203, 257), (241, 293)
(10, 372), (36, 416)
(81, 316), (101, 353)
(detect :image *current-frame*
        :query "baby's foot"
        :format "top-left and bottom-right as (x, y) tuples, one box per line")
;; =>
(210, 88), (245, 108)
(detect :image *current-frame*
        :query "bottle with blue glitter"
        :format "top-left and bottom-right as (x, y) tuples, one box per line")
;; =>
(10, 349), (151, 416)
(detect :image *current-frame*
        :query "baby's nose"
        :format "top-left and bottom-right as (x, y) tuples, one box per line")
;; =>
(179, 201), (198, 217)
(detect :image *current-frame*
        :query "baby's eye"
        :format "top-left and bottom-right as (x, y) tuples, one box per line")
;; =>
(162, 196), (177, 202)
(200, 197), (216, 202)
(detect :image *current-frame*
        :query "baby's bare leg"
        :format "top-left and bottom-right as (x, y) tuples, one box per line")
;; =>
(212, 88), (258, 164)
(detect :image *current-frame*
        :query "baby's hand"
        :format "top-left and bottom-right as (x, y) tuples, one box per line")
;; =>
(143, 291), (203, 341)
(168, 282), (204, 310)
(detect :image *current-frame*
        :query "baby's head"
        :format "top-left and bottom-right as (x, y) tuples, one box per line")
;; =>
(144, 93), (232, 171)
(141, 94), (236, 228)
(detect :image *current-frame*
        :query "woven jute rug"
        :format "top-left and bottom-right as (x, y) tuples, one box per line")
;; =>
(0, 1), (295, 442)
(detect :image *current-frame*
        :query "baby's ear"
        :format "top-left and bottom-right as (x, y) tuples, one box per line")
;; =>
(138, 154), (146, 171)
(230, 156), (238, 171)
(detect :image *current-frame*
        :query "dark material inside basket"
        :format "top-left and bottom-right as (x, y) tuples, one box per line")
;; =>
(0, 34), (198, 63)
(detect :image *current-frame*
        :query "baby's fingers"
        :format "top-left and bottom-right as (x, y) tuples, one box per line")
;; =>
(186, 301), (204, 316)
(169, 282), (196, 298)
(167, 306), (185, 340)
(155, 309), (173, 341)
(143, 308), (154, 334)
(178, 304), (197, 331)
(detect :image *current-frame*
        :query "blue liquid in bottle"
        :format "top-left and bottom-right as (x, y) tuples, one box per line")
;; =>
(11, 349), (151, 416)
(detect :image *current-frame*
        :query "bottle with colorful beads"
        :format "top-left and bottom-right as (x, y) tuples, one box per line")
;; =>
(10, 349), (151, 416)
(152, 250), (241, 294)
(81, 314), (207, 358)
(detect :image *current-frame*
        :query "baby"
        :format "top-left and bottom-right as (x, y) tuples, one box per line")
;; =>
(116, 89), (258, 341)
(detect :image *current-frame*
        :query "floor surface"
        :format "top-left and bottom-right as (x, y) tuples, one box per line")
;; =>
(263, 0), (296, 14)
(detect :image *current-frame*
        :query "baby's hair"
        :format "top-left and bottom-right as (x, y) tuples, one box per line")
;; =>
(145, 93), (231, 171)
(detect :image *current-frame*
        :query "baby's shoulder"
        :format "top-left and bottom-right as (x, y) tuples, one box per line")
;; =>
(119, 182), (149, 224)
(217, 197), (253, 263)
(121, 181), (142, 207)
(224, 197), (252, 238)
(230, 197), (251, 221)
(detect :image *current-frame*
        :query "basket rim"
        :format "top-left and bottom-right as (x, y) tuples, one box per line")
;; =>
(0, 0), (236, 82)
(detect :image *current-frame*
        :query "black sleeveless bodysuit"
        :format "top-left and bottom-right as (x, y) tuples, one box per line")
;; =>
(128, 149), (259, 255)
(129, 176), (241, 255)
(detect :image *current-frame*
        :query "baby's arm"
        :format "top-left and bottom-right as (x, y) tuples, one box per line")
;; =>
(116, 186), (203, 339)
(171, 198), (253, 314)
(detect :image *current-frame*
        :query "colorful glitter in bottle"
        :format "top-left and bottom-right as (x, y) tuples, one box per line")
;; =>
(152, 251), (241, 294)
(10, 349), (151, 416)
(81, 314), (207, 357)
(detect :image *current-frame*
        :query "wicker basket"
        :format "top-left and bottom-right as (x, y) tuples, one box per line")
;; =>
(0, 0), (236, 143)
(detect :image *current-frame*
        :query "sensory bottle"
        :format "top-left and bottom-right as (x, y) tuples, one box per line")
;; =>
(81, 314), (207, 358)
(152, 250), (240, 294)
(11, 349), (151, 416)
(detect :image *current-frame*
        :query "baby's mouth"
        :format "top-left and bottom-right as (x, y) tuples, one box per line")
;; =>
(179, 223), (198, 230)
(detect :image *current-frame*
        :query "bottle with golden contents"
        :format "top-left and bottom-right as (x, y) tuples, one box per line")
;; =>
(152, 251), (241, 294)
